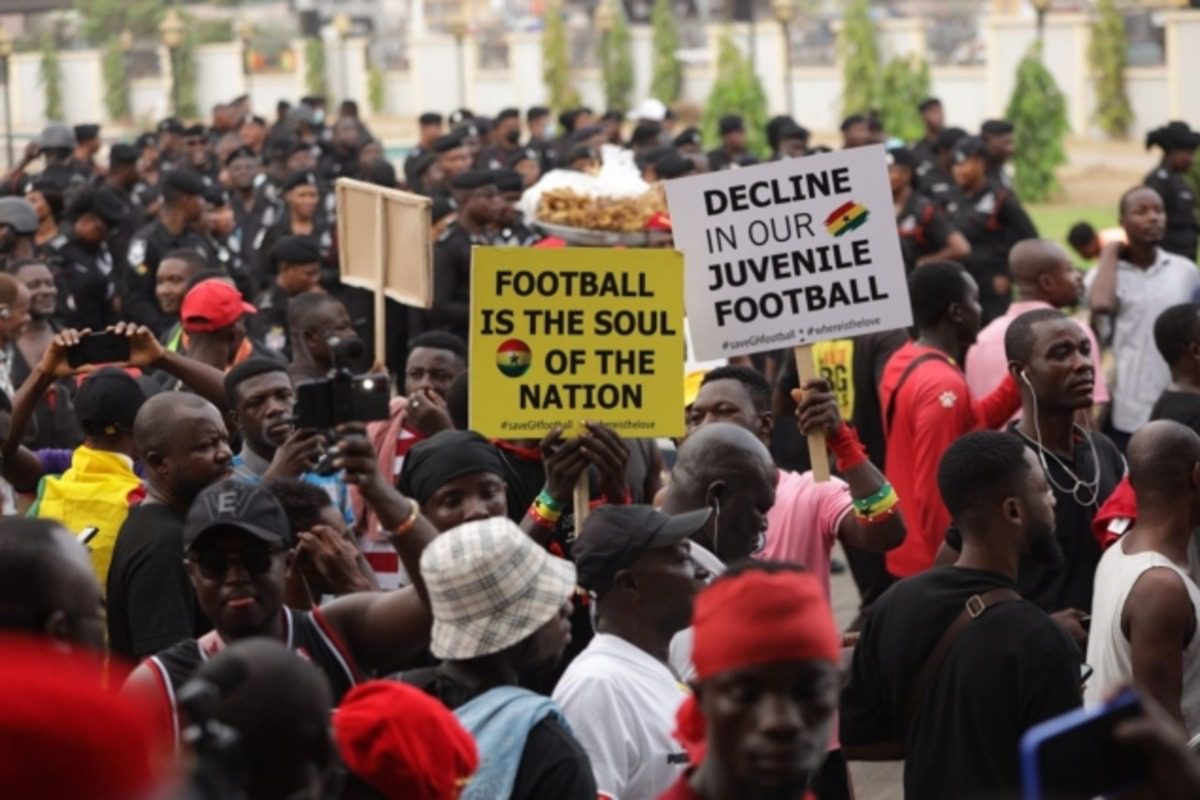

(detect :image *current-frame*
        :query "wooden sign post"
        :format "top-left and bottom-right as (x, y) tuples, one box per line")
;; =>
(794, 344), (830, 482)
(573, 472), (590, 538)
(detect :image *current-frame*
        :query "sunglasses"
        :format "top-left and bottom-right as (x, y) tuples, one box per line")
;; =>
(188, 545), (284, 579)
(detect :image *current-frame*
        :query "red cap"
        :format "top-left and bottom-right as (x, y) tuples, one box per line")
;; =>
(0, 635), (170, 799)
(333, 681), (478, 800)
(181, 278), (256, 333)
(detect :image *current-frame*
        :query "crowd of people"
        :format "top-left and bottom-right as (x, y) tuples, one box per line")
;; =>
(1, 88), (1200, 800)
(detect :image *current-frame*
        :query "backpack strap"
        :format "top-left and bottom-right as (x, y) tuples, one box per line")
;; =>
(884, 351), (955, 433)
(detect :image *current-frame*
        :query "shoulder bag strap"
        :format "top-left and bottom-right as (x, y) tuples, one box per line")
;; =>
(884, 351), (954, 433)
(903, 586), (1023, 730)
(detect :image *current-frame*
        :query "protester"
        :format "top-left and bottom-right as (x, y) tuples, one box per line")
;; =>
(661, 564), (842, 800)
(1143, 121), (1199, 262)
(553, 505), (711, 799)
(333, 680), (479, 800)
(154, 248), (207, 348)
(1152, 303), (1200, 432)
(1086, 420), (1200, 735)
(1087, 186), (1200, 449)
(880, 261), (1021, 579)
(286, 291), (359, 383)
(24, 175), (64, 250)
(842, 431), (1082, 798)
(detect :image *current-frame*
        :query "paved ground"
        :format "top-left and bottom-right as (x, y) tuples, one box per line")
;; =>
(829, 542), (905, 800)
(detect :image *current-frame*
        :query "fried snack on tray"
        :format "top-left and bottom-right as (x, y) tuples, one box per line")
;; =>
(537, 185), (668, 233)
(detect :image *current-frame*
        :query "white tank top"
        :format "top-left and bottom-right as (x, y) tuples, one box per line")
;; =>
(1085, 541), (1200, 734)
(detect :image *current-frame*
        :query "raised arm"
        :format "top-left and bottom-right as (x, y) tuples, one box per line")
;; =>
(1087, 241), (1124, 316)
(118, 322), (229, 411)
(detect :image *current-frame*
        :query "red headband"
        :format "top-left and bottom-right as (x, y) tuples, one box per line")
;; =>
(692, 570), (841, 680)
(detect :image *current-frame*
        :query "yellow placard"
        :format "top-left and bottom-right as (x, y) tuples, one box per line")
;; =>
(469, 246), (685, 439)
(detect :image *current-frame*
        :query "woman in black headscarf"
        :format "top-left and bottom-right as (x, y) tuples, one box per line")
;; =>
(1144, 121), (1200, 262)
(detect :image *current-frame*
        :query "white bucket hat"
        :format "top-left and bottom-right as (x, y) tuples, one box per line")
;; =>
(421, 517), (577, 660)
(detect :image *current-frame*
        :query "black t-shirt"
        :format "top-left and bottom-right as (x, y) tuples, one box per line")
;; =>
(402, 667), (597, 800)
(1151, 389), (1200, 436)
(896, 191), (956, 274)
(944, 426), (1125, 613)
(841, 566), (1082, 799)
(106, 503), (208, 661)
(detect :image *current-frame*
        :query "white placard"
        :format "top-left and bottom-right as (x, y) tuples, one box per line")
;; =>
(665, 145), (913, 361)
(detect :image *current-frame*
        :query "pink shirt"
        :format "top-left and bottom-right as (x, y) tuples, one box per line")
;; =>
(759, 469), (854, 599)
(965, 300), (1109, 409)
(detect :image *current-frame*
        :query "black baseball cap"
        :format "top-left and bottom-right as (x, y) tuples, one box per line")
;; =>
(952, 135), (989, 164)
(719, 114), (744, 136)
(184, 479), (294, 550)
(575, 505), (712, 595)
(886, 147), (917, 170)
(74, 367), (146, 437)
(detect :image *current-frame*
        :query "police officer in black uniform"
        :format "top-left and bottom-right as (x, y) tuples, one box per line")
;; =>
(43, 187), (128, 332)
(918, 127), (968, 212)
(947, 136), (1039, 323)
(256, 171), (335, 280)
(888, 147), (970, 274)
(980, 119), (1016, 190)
(493, 168), (538, 247)
(203, 186), (257, 301)
(404, 112), (445, 188)
(124, 169), (214, 335)
(706, 115), (748, 172)
(103, 143), (144, 267)
(422, 133), (472, 201)
(910, 97), (944, 179)
(424, 170), (502, 342)
(249, 235), (324, 358)
(1143, 121), (1200, 262)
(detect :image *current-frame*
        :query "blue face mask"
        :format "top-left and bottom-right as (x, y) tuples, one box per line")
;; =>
(544, 122), (557, 139)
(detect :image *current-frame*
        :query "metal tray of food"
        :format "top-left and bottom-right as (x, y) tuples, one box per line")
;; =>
(532, 220), (650, 247)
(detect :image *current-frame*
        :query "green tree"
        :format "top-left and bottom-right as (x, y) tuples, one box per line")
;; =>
(175, 30), (199, 119)
(304, 37), (327, 100)
(839, 0), (879, 117)
(542, 0), (580, 112)
(877, 55), (930, 143)
(368, 64), (386, 114)
(102, 39), (131, 120)
(39, 30), (63, 121)
(72, 0), (163, 41)
(1005, 42), (1068, 201)
(650, 0), (682, 103)
(703, 30), (768, 158)
(1088, 0), (1133, 139)
(599, 0), (634, 113)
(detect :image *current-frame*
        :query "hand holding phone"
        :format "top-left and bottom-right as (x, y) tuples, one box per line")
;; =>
(67, 331), (132, 368)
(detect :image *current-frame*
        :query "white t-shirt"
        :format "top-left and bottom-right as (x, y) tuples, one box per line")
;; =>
(1084, 249), (1200, 432)
(668, 542), (724, 683)
(553, 633), (689, 800)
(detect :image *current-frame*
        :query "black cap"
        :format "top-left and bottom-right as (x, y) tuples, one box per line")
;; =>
(225, 145), (258, 166)
(87, 188), (129, 227)
(158, 117), (185, 135)
(886, 147), (917, 170)
(135, 132), (158, 150)
(182, 123), (207, 139)
(980, 119), (1014, 137)
(449, 170), (497, 190)
(163, 169), (209, 196)
(410, 151), (437, 178)
(432, 133), (465, 154)
(205, 186), (230, 207)
(184, 479), (294, 550)
(672, 127), (702, 149)
(630, 122), (662, 147)
(492, 168), (523, 193)
(282, 170), (318, 192)
(272, 235), (321, 265)
(918, 97), (942, 113)
(952, 135), (989, 164)
(719, 114), (744, 135)
(74, 367), (146, 437)
(74, 124), (100, 142)
(1147, 121), (1200, 152)
(418, 112), (444, 126)
(109, 143), (139, 165)
(431, 195), (456, 224)
(778, 122), (810, 142)
(575, 505), (712, 595)
(935, 126), (968, 153)
(654, 152), (695, 180)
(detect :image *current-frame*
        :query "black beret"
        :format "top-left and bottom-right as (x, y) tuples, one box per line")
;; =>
(74, 188), (128, 228)
(450, 170), (497, 190)
(74, 124), (100, 142)
(630, 122), (663, 147)
(719, 114), (744, 135)
(204, 186), (230, 207)
(282, 170), (318, 192)
(272, 235), (322, 265)
(410, 151), (437, 178)
(109, 143), (139, 165)
(162, 169), (209, 196)
(418, 112), (444, 126)
(492, 168), (523, 193)
(225, 145), (259, 166)
(135, 132), (158, 150)
(182, 124), (207, 139)
(672, 127), (702, 148)
(158, 117), (185, 135)
(432, 133), (465, 154)
(886, 147), (917, 170)
(508, 147), (537, 168)
(980, 119), (1014, 136)
(779, 122), (810, 141)
(953, 135), (990, 164)
(654, 152), (695, 180)
(431, 195), (456, 224)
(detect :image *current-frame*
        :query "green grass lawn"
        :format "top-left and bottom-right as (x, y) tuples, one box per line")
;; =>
(1027, 203), (1116, 266)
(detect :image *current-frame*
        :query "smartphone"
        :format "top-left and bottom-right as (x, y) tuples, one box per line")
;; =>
(1020, 688), (1146, 800)
(67, 332), (131, 368)
(295, 373), (390, 430)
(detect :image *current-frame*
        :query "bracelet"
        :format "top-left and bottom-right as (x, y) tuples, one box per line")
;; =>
(853, 483), (896, 514)
(856, 505), (898, 526)
(536, 489), (563, 514)
(529, 501), (560, 530)
(828, 424), (869, 472)
(855, 491), (899, 521)
(853, 485), (899, 519)
(392, 499), (421, 537)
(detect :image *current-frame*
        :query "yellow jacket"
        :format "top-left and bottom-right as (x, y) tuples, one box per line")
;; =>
(30, 445), (146, 593)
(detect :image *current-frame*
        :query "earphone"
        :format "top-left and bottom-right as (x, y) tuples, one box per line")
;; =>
(0, 307), (10, 320)
(1020, 369), (1032, 387)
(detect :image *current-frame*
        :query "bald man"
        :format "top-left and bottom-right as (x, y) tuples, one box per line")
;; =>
(107, 393), (234, 661)
(965, 239), (1108, 413)
(1086, 421), (1200, 736)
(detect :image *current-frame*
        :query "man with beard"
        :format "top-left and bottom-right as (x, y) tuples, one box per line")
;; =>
(842, 431), (1082, 798)
(940, 309), (1126, 644)
(106, 393), (234, 661)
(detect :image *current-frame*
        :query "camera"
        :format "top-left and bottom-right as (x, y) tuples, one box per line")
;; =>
(294, 336), (390, 430)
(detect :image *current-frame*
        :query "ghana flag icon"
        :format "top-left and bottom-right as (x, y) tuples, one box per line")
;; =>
(496, 339), (532, 378)
(824, 200), (870, 237)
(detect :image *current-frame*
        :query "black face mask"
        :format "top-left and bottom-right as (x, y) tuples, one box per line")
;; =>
(505, 129), (521, 145)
